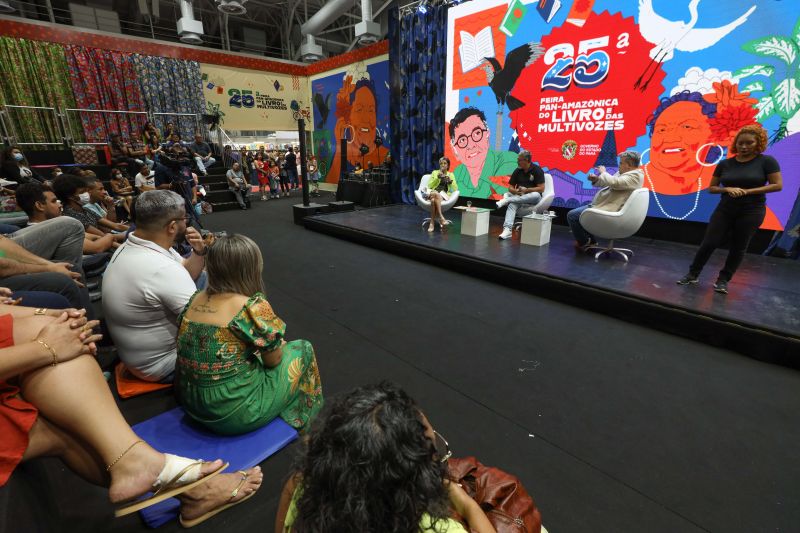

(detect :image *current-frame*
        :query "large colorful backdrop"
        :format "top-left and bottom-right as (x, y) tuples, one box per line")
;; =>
(310, 55), (391, 183)
(445, 0), (800, 230)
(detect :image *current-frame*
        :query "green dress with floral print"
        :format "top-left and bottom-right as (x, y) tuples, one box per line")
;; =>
(175, 293), (323, 435)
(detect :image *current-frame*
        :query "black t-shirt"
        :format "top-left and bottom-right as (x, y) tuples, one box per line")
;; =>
(713, 154), (780, 205)
(509, 164), (545, 189)
(284, 152), (297, 167)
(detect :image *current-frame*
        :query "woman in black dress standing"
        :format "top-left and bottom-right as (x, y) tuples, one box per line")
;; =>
(677, 125), (783, 294)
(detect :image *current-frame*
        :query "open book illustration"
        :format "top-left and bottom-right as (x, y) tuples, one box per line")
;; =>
(459, 26), (495, 73)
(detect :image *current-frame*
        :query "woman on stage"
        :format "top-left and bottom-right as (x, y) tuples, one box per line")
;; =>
(424, 157), (458, 233)
(677, 125), (783, 294)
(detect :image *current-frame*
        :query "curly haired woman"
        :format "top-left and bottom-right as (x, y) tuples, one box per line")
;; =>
(275, 382), (495, 533)
(677, 125), (783, 294)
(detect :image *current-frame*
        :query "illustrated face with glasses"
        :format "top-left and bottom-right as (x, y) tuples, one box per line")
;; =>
(450, 114), (490, 175)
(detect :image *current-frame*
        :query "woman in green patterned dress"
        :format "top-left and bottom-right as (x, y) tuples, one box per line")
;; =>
(175, 234), (323, 435)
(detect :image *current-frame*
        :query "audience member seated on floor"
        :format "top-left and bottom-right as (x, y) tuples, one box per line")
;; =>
(83, 176), (130, 233)
(0, 305), (263, 527)
(109, 168), (134, 218)
(189, 134), (216, 177)
(16, 182), (117, 255)
(567, 151), (645, 251)
(109, 133), (152, 176)
(677, 125), (783, 294)
(226, 162), (250, 210)
(496, 150), (545, 240)
(275, 382), (495, 533)
(175, 235), (323, 435)
(102, 190), (208, 382)
(423, 157), (458, 233)
(53, 175), (126, 244)
(135, 163), (157, 194)
(0, 146), (45, 185)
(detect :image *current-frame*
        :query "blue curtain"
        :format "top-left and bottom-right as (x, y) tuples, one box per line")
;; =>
(131, 55), (205, 138)
(389, 4), (448, 204)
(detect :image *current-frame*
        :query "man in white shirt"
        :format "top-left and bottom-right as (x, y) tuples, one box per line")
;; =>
(102, 190), (207, 382)
(134, 163), (156, 193)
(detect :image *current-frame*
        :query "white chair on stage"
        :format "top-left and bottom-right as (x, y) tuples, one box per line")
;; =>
(579, 188), (650, 262)
(415, 173), (460, 228)
(513, 172), (556, 232)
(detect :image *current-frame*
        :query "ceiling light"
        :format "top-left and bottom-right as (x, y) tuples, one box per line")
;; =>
(216, 0), (247, 16)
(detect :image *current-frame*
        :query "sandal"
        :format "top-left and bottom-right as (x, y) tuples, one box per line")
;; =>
(178, 470), (257, 528)
(115, 451), (229, 517)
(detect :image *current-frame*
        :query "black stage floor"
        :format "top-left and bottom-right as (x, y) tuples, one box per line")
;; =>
(305, 205), (800, 368)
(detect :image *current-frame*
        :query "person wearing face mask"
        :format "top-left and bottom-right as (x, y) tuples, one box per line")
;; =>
(109, 168), (134, 217)
(102, 190), (208, 382)
(52, 175), (125, 244)
(1, 146), (45, 185)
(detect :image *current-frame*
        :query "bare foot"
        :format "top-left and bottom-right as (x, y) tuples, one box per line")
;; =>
(179, 466), (263, 521)
(108, 443), (225, 504)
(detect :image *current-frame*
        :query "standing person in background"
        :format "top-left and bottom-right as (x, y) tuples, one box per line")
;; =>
(269, 158), (281, 199)
(246, 151), (258, 187)
(278, 155), (291, 197)
(254, 153), (269, 201)
(677, 125), (783, 294)
(226, 161), (250, 210)
(284, 147), (298, 190)
(307, 156), (321, 197)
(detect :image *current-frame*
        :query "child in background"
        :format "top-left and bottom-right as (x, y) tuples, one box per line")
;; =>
(307, 156), (321, 197)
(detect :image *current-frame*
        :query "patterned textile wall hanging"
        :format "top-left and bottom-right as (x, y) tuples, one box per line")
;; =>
(388, 5), (448, 204)
(0, 37), (83, 145)
(64, 45), (146, 143)
(132, 55), (205, 138)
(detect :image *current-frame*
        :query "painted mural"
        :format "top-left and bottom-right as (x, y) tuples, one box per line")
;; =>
(310, 57), (391, 183)
(445, 0), (800, 230)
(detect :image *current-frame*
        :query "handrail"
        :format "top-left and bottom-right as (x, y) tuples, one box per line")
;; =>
(64, 108), (148, 115)
(2, 105), (58, 111)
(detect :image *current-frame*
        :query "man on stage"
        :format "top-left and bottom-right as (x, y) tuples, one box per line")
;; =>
(497, 150), (545, 240)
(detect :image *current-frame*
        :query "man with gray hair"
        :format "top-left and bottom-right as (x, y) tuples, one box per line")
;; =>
(567, 151), (644, 250)
(497, 150), (546, 240)
(102, 190), (208, 381)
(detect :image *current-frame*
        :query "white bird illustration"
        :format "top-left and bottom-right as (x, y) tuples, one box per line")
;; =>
(635, 0), (757, 90)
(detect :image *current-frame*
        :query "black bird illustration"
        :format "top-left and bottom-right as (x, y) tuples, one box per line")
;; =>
(313, 92), (331, 129)
(482, 42), (545, 111)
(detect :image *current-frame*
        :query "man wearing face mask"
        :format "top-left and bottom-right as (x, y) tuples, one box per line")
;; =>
(102, 190), (208, 382)
(53, 175), (126, 243)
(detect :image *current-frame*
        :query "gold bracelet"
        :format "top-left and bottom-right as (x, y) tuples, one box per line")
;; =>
(34, 308), (47, 316)
(35, 338), (58, 366)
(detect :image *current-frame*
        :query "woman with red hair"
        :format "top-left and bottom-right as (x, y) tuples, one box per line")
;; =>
(677, 125), (783, 294)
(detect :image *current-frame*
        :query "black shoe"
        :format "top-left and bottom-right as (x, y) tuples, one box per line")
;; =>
(677, 274), (699, 285)
(713, 279), (729, 294)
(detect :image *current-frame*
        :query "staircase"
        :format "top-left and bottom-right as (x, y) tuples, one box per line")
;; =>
(199, 165), (243, 212)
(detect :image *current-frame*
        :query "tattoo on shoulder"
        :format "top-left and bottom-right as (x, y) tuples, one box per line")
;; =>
(194, 302), (216, 313)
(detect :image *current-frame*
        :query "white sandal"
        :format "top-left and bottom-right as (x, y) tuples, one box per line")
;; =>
(114, 448), (228, 517)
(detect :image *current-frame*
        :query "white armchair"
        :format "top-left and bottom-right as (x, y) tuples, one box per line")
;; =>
(415, 173), (460, 228)
(513, 173), (555, 232)
(579, 188), (650, 261)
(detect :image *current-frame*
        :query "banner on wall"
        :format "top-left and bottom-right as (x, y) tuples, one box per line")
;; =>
(200, 63), (309, 131)
(309, 57), (391, 183)
(445, 0), (800, 230)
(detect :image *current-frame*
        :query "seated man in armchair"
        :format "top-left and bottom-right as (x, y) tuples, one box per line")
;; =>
(497, 150), (545, 240)
(567, 150), (645, 250)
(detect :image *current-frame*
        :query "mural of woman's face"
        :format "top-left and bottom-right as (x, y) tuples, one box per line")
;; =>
(350, 87), (377, 148)
(650, 101), (713, 172)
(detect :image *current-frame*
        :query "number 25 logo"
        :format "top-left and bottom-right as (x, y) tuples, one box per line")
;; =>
(228, 89), (255, 108)
(541, 36), (612, 91)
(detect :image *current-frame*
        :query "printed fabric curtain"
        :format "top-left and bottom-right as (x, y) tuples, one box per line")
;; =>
(388, 4), (448, 204)
(0, 37), (83, 146)
(64, 45), (147, 144)
(132, 55), (205, 139)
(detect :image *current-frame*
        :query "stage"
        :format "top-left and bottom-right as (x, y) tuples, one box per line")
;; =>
(305, 205), (800, 368)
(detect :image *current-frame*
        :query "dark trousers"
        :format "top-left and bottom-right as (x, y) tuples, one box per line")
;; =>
(1, 272), (94, 318)
(689, 201), (766, 282)
(12, 291), (71, 309)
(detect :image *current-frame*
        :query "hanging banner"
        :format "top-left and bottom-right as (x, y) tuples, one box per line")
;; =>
(200, 63), (310, 131)
(445, 0), (800, 230)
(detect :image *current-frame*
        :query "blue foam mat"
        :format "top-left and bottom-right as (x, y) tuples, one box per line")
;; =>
(131, 407), (298, 528)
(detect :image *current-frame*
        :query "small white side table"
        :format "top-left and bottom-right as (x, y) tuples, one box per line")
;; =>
(520, 214), (552, 246)
(459, 207), (491, 237)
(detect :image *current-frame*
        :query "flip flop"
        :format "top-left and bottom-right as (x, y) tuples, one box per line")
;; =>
(115, 455), (229, 517)
(178, 470), (258, 528)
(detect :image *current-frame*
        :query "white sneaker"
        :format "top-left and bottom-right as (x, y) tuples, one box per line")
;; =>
(498, 228), (513, 240)
(496, 199), (507, 208)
